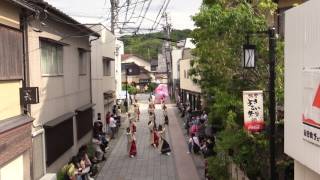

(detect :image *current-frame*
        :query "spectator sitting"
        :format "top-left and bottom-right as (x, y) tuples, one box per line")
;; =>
(77, 151), (91, 180)
(61, 156), (82, 180)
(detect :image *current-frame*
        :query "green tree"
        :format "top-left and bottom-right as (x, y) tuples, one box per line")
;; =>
(191, 0), (288, 179)
(120, 29), (192, 60)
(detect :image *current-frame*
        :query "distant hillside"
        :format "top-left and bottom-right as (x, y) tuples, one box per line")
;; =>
(120, 29), (191, 61)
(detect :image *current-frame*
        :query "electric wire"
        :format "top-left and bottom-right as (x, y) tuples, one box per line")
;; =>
(151, 0), (167, 30)
(154, 0), (171, 30)
(135, 0), (152, 33)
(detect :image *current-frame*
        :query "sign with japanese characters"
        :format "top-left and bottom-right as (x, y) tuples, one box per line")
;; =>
(243, 90), (264, 132)
(302, 69), (320, 145)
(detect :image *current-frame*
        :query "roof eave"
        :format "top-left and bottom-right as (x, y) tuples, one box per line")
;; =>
(6, 0), (36, 12)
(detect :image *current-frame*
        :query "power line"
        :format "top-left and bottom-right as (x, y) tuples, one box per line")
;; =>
(136, 0), (153, 33)
(151, 0), (167, 30)
(154, 0), (171, 30)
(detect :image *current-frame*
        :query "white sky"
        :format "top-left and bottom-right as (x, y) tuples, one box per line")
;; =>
(45, 0), (202, 34)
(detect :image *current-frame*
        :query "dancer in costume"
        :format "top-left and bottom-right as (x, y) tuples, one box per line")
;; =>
(158, 125), (171, 155)
(129, 119), (137, 134)
(126, 127), (137, 158)
(148, 120), (155, 147)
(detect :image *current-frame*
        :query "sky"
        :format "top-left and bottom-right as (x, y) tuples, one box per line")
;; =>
(45, 0), (202, 34)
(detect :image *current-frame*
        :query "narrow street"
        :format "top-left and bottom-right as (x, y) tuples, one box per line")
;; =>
(96, 94), (201, 180)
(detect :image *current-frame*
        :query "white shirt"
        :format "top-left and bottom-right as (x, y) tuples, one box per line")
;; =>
(109, 117), (117, 128)
(189, 136), (200, 146)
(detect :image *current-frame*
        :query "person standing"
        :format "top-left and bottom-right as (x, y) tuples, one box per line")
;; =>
(126, 127), (137, 158)
(109, 115), (117, 139)
(158, 125), (171, 155)
(129, 119), (137, 134)
(105, 112), (111, 134)
(188, 133), (200, 154)
(133, 101), (140, 122)
(163, 105), (169, 125)
(148, 120), (155, 147)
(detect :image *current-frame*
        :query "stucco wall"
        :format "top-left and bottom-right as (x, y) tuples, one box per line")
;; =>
(27, 17), (92, 173)
(28, 18), (91, 126)
(179, 59), (201, 93)
(115, 40), (124, 99)
(0, 81), (22, 121)
(91, 27), (116, 120)
(0, 1), (20, 29)
(172, 48), (183, 80)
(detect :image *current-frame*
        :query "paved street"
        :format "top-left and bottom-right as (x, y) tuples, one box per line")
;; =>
(96, 94), (177, 180)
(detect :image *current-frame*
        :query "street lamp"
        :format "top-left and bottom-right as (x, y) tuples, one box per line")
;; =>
(243, 27), (277, 179)
(243, 44), (256, 68)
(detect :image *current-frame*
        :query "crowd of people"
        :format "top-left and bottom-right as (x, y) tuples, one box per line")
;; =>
(177, 99), (215, 179)
(124, 97), (171, 158)
(60, 94), (174, 179)
(61, 145), (96, 180)
(61, 104), (124, 180)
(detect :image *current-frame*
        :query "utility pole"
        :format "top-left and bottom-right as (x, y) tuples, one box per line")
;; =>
(268, 27), (277, 180)
(110, 0), (118, 33)
(163, 12), (172, 98)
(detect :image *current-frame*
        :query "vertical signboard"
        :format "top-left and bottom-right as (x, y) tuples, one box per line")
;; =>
(302, 69), (320, 145)
(243, 90), (264, 132)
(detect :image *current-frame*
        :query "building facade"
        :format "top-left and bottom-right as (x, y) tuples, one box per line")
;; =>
(171, 47), (183, 100)
(26, 1), (99, 179)
(179, 46), (202, 110)
(115, 40), (124, 99)
(0, 1), (35, 180)
(285, 0), (320, 179)
(91, 25), (116, 128)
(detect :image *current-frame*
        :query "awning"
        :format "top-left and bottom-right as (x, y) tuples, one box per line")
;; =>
(44, 112), (74, 128)
(0, 115), (33, 134)
(75, 103), (95, 112)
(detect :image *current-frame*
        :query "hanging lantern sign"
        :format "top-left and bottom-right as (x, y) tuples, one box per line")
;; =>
(243, 90), (264, 132)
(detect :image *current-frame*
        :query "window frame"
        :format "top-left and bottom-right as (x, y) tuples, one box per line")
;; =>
(78, 49), (87, 76)
(103, 57), (114, 76)
(40, 39), (64, 77)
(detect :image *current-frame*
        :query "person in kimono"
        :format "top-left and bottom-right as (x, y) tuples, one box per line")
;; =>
(148, 120), (155, 147)
(158, 125), (171, 155)
(129, 119), (137, 134)
(163, 105), (168, 125)
(153, 125), (159, 148)
(127, 127), (137, 158)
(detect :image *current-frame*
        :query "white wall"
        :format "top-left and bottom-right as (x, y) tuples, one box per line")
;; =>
(122, 56), (151, 71)
(172, 48), (183, 80)
(179, 59), (201, 93)
(28, 19), (91, 127)
(285, 0), (320, 178)
(115, 40), (124, 99)
(28, 18), (92, 173)
(91, 26), (116, 120)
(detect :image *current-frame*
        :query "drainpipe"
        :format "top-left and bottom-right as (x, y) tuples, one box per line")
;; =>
(21, 10), (30, 115)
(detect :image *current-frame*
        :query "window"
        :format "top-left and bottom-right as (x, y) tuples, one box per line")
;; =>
(0, 25), (23, 80)
(103, 57), (111, 76)
(40, 40), (63, 76)
(79, 50), (87, 75)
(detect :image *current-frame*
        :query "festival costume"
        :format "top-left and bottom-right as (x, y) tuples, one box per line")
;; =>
(148, 121), (154, 145)
(158, 128), (171, 154)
